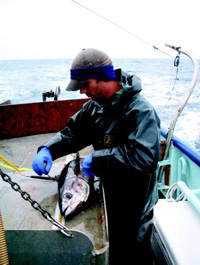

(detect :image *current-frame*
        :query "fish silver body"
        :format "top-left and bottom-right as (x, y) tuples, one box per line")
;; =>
(58, 157), (90, 218)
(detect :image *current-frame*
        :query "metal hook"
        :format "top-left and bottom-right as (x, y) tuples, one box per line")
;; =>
(174, 55), (180, 67)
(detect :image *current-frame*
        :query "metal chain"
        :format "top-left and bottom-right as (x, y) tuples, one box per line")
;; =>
(0, 169), (73, 238)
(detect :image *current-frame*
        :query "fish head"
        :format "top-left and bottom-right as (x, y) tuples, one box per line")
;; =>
(61, 176), (90, 217)
(58, 157), (90, 218)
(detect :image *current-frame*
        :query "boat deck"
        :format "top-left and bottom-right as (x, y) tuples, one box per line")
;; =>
(0, 134), (108, 263)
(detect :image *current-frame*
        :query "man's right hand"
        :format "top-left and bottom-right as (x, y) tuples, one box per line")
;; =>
(32, 147), (53, 175)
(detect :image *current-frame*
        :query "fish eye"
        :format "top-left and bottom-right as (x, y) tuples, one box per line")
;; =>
(64, 192), (73, 199)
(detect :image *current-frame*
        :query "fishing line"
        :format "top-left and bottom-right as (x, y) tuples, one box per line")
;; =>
(161, 66), (180, 113)
(72, 0), (173, 58)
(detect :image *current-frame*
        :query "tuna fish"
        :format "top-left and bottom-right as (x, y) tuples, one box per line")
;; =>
(58, 153), (90, 218)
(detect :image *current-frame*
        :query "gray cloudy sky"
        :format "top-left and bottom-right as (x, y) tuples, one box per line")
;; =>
(0, 0), (199, 60)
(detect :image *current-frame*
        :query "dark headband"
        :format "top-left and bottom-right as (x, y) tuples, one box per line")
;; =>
(70, 65), (116, 80)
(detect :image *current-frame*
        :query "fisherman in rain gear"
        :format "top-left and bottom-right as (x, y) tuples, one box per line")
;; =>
(32, 48), (160, 264)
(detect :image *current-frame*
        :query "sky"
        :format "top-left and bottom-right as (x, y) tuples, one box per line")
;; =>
(0, 0), (200, 60)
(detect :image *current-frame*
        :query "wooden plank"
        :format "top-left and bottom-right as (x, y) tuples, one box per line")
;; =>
(0, 98), (89, 139)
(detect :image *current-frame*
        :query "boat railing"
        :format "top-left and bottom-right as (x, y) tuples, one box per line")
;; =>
(157, 127), (200, 211)
(160, 127), (200, 167)
(177, 181), (200, 212)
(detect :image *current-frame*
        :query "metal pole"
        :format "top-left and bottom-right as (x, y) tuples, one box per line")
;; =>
(157, 45), (199, 183)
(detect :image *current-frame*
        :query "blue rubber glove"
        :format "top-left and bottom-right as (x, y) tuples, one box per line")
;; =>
(32, 147), (53, 175)
(82, 152), (95, 178)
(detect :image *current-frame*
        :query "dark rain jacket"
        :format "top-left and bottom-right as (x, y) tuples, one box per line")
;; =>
(44, 69), (160, 242)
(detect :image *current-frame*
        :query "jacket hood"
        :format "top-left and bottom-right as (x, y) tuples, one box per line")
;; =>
(94, 69), (142, 108)
(115, 68), (142, 94)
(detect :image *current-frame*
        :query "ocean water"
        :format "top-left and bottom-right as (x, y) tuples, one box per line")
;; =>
(0, 58), (200, 151)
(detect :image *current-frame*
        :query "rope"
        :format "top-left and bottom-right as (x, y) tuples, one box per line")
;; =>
(166, 183), (186, 202)
(0, 162), (33, 172)
(0, 154), (33, 176)
(72, 0), (174, 58)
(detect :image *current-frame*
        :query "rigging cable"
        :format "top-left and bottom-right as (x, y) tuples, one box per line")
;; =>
(161, 52), (180, 112)
(71, 0), (174, 58)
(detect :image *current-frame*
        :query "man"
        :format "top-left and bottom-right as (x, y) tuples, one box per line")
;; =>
(32, 48), (160, 264)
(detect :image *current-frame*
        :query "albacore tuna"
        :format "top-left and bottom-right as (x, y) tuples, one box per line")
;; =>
(58, 153), (90, 218)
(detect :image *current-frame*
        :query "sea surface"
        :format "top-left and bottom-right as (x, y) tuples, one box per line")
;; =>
(0, 58), (200, 152)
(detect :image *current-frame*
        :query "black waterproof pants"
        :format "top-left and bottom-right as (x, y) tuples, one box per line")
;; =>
(102, 171), (156, 265)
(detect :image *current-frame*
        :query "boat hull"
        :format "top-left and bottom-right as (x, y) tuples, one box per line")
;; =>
(0, 98), (89, 139)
